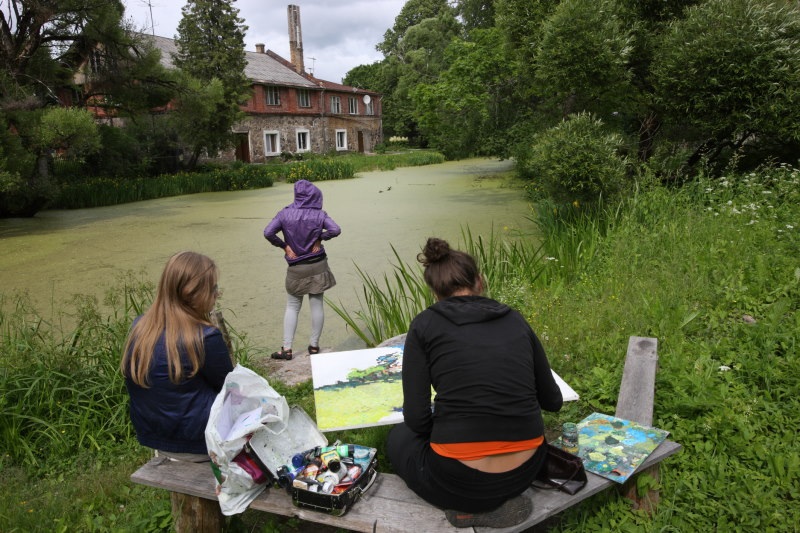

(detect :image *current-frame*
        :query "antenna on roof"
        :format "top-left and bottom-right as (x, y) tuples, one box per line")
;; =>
(139, 0), (156, 36)
(308, 57), (316, 76)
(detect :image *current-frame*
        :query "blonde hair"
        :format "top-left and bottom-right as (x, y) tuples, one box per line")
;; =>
(121, 251), (218, 386)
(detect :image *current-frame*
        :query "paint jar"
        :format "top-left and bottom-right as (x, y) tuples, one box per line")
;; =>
(561, 422), (579, 454)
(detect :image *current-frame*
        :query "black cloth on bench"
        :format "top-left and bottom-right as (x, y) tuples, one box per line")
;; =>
(387, 422), (547, 512)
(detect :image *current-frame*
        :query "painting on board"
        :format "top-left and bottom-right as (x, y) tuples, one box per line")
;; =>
(568, 413), (670, 483)
(311, 346), (405, 432)
(311, 345), (580, 432)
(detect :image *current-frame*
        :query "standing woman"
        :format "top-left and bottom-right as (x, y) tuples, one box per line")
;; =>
(121, 251), (233, 462)
(264, 179), (340, 360)
(387, 238), (563, 528)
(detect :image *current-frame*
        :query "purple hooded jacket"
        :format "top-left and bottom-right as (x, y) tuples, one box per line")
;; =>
(263, 180), (341, 265)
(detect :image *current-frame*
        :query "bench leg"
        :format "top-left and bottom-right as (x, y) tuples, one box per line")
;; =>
(170, 492), (223, 533)
(622, 464), (660, 513)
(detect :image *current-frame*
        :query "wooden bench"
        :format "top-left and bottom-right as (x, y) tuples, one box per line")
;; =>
(131, 336), (681, 532)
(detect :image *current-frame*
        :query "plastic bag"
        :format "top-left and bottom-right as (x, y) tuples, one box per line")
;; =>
(205, 364), (290, 515)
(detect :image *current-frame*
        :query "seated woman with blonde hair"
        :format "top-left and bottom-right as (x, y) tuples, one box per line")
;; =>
(121, 251), (233, 462)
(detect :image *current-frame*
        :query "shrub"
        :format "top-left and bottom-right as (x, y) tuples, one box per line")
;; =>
(521, 112), (628, 203)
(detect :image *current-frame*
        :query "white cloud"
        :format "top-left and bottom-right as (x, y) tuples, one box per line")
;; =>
(123, 0), (403, 83)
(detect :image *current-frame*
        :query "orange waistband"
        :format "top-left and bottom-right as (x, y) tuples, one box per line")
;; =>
(431, 436), (543, 461)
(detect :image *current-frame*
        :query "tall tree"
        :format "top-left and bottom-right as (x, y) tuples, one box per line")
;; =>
(0, 0), (173, 217)
(172, 0), (249, 166)
(652, 0), (800, 170)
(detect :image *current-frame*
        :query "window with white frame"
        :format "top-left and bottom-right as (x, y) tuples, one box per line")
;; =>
(296, 129), (310, 152)
(335, 129), (347, 151)
(348, 97), (358, 114)
(297, 89), (311, 107)
(365, 99), (374, 115)
(266, 86), (280, 106)
(264, 130), (280, 156)
(331, 96), (341, 114)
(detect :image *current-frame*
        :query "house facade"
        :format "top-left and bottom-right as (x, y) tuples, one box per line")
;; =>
(145, 5), (382, 163)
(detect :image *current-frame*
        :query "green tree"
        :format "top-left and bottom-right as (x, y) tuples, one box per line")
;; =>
(520, 112), (629, 204)
(0, 0), (173, 216)
(414, 28), (519, 158)
(652, 0), (800, 170)
(173, 0), (250, 166)
(533, 0), (634, 119)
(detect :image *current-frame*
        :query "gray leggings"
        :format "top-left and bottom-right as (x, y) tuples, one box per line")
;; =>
(283, 293), (324, 349)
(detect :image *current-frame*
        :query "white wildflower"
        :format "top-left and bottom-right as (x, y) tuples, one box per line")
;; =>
(719, 365), (731, 372)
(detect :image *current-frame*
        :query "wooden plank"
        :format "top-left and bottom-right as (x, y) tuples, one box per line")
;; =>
(615, 336), (661, 512)
(474, 440), (681, 533)
(615, 336), (658, 425)
(131, 457), (466, 533)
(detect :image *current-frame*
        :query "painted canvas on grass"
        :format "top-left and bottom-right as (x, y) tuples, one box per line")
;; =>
(311, 346), (405, 432)
(571, 413), (669, 483)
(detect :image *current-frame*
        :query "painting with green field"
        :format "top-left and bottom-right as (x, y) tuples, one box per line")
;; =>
(311, 347), (405, 431)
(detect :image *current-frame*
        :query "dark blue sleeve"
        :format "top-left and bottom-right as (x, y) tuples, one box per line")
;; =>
(200, 328), (233, 392)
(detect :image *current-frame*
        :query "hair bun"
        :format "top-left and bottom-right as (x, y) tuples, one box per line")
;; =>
(418, 237), (451, 266)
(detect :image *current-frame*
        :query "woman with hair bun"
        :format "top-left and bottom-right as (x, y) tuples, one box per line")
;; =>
(387, 238), (563, 528)
(121, 251), (233, 462)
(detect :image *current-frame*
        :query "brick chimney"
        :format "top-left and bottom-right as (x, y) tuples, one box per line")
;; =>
(287, 5), (304, 74)
(255, 43), (265, 54)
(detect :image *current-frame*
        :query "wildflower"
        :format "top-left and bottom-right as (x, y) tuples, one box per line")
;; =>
(787, 225), (795, 229)
(572, 200), (580, 208)
(719, 365), (731, 372)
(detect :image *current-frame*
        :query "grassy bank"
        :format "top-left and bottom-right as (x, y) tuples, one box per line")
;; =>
(1, 165), (797, 531)
(51, 150), (445, 210)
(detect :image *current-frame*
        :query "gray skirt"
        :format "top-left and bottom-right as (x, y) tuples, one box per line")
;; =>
(285, 258), (336, 296)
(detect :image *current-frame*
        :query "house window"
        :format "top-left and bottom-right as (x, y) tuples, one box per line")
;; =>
(264, 131), (280, 156)
(297, 89), (311, 107)
(365, 99), (374, 115)
(348, 97), (358, 114)
(331, 96), (341, 114)
(296, 129), (310, 152)
(266, 86), (280, 106)
(335, 129), (347, 151)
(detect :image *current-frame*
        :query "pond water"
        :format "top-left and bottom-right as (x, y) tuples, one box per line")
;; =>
(0, 158), (535, 352)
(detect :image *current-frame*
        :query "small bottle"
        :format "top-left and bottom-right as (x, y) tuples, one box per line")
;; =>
(561, 422), (579, 454)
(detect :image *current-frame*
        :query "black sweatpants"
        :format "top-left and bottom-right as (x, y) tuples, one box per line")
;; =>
(386, 422), (547, 513)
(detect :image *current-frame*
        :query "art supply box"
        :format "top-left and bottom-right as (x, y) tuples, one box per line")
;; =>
(247, 406), (378, 516)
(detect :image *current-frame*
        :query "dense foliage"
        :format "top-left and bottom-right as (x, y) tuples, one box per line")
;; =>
(347, 0), (800, 181)
(173, 0), (250, 168)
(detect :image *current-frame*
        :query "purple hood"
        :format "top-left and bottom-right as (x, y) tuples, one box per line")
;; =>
(289, 180), (323, 209)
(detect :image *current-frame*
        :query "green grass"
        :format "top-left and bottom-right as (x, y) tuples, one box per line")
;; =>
(1, 164), (798, 531)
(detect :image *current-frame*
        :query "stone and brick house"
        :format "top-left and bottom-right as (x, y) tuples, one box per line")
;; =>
(144, 5), (382, 162)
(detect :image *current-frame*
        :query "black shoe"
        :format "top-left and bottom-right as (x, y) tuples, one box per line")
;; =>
(308, 345), (320, 355)
(270, 348), (293, 360)
(445, 495), (532, 528)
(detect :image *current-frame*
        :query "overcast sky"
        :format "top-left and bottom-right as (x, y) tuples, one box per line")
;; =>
(122, 0), (406, 83)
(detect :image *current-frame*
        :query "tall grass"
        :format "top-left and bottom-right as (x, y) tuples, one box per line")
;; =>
(53, 151), (446, 210)
(329, 165), (800, 529)
(0, 275), (249, 470)
(327, 246), (433, 346)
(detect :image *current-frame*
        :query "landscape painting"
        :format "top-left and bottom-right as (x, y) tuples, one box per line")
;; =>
(311, 346), (405, 431)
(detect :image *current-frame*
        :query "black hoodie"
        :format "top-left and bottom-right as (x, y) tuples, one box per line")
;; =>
(402, 295), (563, 445)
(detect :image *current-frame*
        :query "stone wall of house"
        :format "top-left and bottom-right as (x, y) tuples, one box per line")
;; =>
(218, 113), (383, 163)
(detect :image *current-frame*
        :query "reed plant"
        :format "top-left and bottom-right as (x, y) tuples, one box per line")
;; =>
(285, 159), (356, 183)
(327, 246), (434, 346)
